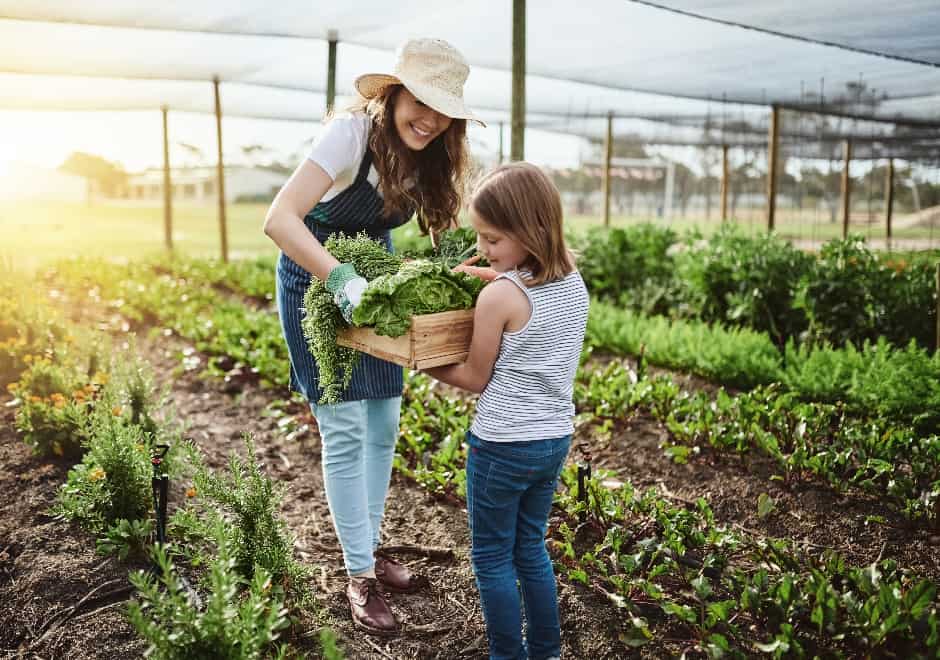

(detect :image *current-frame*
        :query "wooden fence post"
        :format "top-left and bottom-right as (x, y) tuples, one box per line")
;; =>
(841, 139), (852, 240)
(720, 144), (729, 222)
(885, 159), (894, 251)
(766, 105), (779, 232)
(213, 77), (229, 263)
(511, 0), (526, 161)
(161, 106), (172, 251)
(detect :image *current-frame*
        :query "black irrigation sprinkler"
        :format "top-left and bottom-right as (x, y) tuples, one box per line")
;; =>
(150, 444), (170, 547)
(148, 443), (202, 607)
(576, 444), (593, 525)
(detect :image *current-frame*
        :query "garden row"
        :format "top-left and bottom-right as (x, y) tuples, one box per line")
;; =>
(145, 249), (940, 435)
(1, 273), (342, 659)
(44, 256), (940, 524)
(575, 224), (938, 351)
(25, 256), (940, 656)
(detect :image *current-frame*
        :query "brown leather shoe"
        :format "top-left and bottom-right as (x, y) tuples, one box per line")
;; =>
(374, 553), (428, 594)
(346, 577), (397, 636)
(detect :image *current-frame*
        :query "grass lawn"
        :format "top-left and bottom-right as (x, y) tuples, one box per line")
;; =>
(0, 200), (276, 271)
(2, 200), (936, 272)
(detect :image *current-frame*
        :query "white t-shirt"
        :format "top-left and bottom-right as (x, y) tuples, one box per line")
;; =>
(307, 112), (380, 202)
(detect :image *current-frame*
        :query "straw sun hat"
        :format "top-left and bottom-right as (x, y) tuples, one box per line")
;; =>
(355, 38), (485, 127)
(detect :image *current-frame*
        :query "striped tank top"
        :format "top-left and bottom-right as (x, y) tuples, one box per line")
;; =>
(470, 269), (589, 443)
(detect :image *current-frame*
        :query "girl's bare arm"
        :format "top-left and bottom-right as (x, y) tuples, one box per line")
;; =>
(263, 159), (341, 281)
(422, 281), (514, 393)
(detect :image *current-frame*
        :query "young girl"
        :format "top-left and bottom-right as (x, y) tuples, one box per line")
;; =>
(263, 38), (483, 635)
(425, 162), (589, 660)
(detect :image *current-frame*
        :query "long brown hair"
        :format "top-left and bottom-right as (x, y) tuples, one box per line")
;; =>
(347, 85), (469, 236)
(470, 162), (574, 286)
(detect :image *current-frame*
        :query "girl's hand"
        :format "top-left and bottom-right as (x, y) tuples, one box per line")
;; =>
(453, 255), (499, 282)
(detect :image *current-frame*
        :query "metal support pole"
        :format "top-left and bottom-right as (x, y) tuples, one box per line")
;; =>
(602, 112), (613, 227)
(720, 144), (729, 222)
(498, 122), (504, 164)
(326, 29), (338, 115)
(161, 106), (172, 251)
(935, 262), (940, 353)
(664, 161), (675, 220)
(885, 159), (894, 251)
(841, 139), (852, 239)
(213, 77), (229, 263)
(511, 0), (526, 161)
(766, 105), (779, 232)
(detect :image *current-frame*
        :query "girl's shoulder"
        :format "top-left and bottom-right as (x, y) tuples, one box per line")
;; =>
(481, 274), (531, 332)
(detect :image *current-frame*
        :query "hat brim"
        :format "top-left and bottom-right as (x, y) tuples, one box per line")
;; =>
(355, 73), (486, 127)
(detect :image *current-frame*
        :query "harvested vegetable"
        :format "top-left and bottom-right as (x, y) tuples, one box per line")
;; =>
(301, 234), (401, 404)
(302, 233), (485, 404)
(352, 260), (484, 337)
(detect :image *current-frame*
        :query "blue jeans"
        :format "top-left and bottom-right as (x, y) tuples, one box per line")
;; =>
(311, 397), (401, 575)
(466, 431), (571, 660)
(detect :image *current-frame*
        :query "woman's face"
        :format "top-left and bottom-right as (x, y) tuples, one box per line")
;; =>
(393, 88), (453, 151)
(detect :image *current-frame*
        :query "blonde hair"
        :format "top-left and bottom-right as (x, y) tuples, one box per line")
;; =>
(470, 162), (574, 286)
(346, 86), (470, 236)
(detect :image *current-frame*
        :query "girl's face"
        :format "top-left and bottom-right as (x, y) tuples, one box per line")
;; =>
(393, 88), (453, 151)
(469, 205), (529, 273)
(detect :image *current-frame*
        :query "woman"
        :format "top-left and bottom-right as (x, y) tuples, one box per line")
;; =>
(263, 38), (483, 635)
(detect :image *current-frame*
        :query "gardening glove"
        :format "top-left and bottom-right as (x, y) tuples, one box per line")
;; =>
(326, 263), (368, 324)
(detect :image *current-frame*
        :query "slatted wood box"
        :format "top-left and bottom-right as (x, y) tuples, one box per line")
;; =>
(336, 308), (475, 369)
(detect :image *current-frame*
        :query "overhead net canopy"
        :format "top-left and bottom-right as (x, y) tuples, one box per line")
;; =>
(1, 0), (938, 159)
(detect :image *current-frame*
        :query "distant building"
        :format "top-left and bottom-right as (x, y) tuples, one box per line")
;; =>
(0, 162), (90, 201)
(121, 165), (288, 204)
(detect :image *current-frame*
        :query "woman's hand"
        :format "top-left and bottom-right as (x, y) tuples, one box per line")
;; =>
(452, 255), (499, 282)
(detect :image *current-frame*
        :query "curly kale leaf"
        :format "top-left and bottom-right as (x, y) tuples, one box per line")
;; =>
(436, 226), (487, 268)
(300, 233), (403, 404)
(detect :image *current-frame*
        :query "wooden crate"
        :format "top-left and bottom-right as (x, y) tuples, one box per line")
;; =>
(336, 308), (475, 369)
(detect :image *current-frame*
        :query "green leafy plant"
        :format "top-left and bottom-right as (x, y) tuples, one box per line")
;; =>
(53, 396), (159, 533)
(676, 227), (813, 345)
(352, 259), (484, 336)
(300, 233), (403, 403)
(301, 234), (484, 403)
(13, 356), (104, 458)
(127, 520), (290, 660)
(175, 435), (307, 589)
(97, 517), (155, 560)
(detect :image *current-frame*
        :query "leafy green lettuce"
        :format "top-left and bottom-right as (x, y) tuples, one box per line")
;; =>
(352, 259), (485, 337)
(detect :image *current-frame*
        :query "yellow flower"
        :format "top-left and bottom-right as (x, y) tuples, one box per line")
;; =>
(6, 383), (17, 394)
(52, 441), (64, 457)
(88, 467), (106, 481)
(23, 354), (33, 363)
(29, 395), (42, 403)
(93, 372), (110, 385)
(186, 487), (198, 498)
(112, 406), (123, 416)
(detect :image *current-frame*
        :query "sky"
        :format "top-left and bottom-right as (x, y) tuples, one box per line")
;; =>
(0, 108), (590, 180)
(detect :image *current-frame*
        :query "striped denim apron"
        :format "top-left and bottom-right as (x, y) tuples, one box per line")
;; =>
(276, 149), (414, 402)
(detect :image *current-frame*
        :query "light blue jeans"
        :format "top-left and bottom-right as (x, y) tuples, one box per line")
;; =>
(311, 397), (401, 575)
